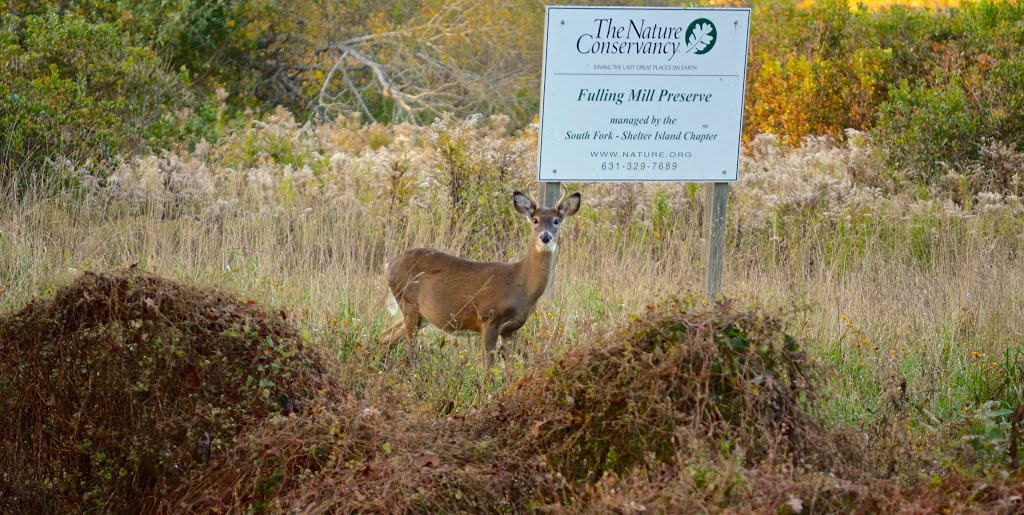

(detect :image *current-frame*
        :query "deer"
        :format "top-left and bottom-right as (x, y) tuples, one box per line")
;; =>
(379, 190), (582, 370)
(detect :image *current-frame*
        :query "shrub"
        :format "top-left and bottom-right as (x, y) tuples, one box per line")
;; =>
(746, 0), (1024, 182)
(746, 0), (892, 142)
(876, 56), (1024, 188)
(875, 78), (982, 181)
(428, 115), (534, 260)
(483, 297), (855, 482)
(0, 13), (185, 192)
(6, 0), (280, 93)
(870, 1), (1024, 183)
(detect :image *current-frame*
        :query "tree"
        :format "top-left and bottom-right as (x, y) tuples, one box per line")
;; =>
(273, 0), (543, 124)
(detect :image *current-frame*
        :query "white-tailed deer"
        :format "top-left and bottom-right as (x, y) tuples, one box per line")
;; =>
(380, 190), (582, 368)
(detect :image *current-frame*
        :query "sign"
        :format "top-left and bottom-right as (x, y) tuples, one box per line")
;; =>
(537, 7), (751, 183)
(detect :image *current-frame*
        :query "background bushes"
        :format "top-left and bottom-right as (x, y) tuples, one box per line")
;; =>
(0, 12), (185, 190)
(747, 0), (1024, 187)
(3, 0), (1024, 195)
(869, 2), (1024, 187)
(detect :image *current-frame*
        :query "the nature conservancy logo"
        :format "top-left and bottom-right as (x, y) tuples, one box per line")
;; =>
(576, 17), (718, 60)
(684, 18), (716, 55)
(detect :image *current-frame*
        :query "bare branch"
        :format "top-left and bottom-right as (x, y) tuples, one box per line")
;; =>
(317, 50), (347, 115)
(341, 66), (377, 124)
(343, 46), (418, 123)
(283, 0), (538, 124)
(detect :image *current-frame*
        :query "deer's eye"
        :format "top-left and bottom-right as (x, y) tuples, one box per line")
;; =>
(532, 218), (539, 224)
(553, 218), (561, 225)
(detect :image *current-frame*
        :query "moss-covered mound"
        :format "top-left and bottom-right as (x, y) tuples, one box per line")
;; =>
(0, 269), (336, 513)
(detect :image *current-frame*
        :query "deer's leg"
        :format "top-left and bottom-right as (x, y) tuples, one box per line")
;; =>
(379, 300), (421, 348)
(403, 311), (422, 340)
(379, 318), (407, 350)
(481, 324), (500, 371)
(379, 309), (424, 364)
(499, 329), (521, 361)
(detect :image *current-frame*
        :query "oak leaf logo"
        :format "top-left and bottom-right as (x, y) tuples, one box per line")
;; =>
(685, 18), (717, 55)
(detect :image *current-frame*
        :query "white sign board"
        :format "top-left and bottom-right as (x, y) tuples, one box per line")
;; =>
(538, 7), (750, 182)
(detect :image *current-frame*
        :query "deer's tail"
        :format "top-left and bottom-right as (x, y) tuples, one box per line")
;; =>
(386, 289), (400, 317)
(384, 261), (400, 316)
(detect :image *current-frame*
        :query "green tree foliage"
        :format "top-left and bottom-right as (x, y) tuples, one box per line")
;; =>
(6, 1), (278, 98)
(745, 0), (1024, 179)
(0, 12), (185, 191)
(873, 2), (1024, 183)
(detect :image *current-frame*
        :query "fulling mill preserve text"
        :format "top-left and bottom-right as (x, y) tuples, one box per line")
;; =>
(568, 17), (716, 144)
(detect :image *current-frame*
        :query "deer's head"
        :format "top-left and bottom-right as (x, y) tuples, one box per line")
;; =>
(512, 190), (582, 253)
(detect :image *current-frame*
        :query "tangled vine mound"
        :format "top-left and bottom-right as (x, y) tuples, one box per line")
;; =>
(3, 275), (1021, 513)
(0, 269), (337, 513)
(171, 299), (871, 512)
(484, 299), (851, 480)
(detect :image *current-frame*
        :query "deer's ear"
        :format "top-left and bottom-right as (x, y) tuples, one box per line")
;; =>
(512, 191), (536, 218)
(557, 192), (581, 218)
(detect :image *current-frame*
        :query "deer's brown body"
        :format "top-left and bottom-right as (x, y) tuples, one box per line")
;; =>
(380, 191), (581, 368)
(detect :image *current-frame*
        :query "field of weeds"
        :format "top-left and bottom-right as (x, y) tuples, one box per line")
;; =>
(2, 114), (1023, 511)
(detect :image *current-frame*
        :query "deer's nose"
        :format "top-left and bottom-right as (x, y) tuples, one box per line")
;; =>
(540, 232), (552, 244)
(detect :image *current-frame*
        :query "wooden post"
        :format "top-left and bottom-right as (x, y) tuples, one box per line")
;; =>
(704, 182), (729, 298)
(539, 181), (561, 294)
(539, 181), (561, 209)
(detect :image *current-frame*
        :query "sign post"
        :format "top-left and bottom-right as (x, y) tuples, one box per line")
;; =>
(704, 182), (729, 297)
(539, 181), (561, 209)
(537, 6), (750, 298)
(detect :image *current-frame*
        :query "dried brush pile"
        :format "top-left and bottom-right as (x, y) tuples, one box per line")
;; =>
(5, 273), (1018, 512)
(485, 298), (849, 481)
(170, 298), (863, 512)
(0, 269), (337, 512)
(169, 391), (549, 512)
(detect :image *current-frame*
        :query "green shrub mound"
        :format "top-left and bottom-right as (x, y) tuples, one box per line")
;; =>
(0, 269), (336, 513)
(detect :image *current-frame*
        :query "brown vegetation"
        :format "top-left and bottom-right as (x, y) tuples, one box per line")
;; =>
(0, 269), (338, 512)
(2, 271), (1021, 512)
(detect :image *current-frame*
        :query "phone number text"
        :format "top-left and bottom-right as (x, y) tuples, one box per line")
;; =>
(600, 161), (679, 172)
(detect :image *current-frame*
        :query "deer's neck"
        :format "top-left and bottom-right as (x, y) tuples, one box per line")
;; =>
(518, 245), (556, 303)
